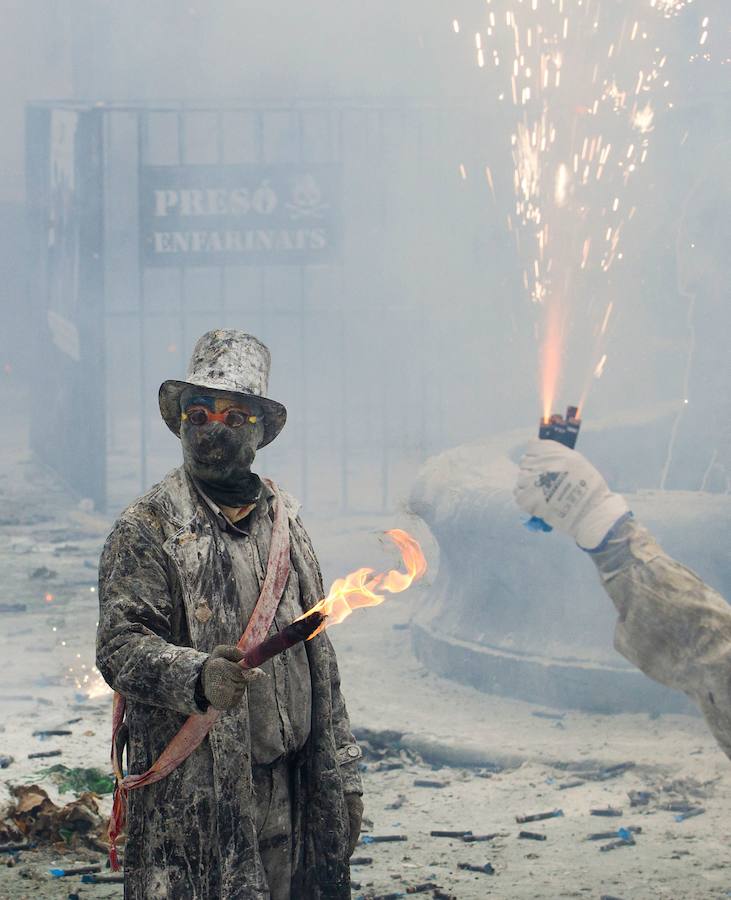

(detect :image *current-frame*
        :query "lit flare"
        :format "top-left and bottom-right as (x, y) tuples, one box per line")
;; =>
(296, 530), (427, 638)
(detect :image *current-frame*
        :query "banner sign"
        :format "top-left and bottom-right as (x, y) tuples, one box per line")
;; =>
(140, 164), (340, 266)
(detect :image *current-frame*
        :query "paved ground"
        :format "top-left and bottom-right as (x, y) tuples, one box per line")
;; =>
(1, 385), (730, 899)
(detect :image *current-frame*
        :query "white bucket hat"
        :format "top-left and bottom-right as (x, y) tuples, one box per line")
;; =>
(158, 330), (287, 448)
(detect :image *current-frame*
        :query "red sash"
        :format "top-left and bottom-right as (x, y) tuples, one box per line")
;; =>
(108, 480), (291, 870)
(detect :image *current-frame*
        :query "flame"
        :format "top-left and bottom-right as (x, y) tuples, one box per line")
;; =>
(296, 530), (427, 637)
(540, 307), (563, 422)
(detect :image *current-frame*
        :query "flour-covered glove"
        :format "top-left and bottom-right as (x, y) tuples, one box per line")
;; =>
(345, 793), (364, 857)
(200, 645), (264, 711)
(514, 439), (629, 550)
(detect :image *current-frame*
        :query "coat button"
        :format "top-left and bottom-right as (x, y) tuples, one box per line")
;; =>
(347, 746), (360, 758)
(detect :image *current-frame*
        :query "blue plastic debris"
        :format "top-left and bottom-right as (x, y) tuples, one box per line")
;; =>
(525, 516), (553, 533)
(675, 807), (705, 822)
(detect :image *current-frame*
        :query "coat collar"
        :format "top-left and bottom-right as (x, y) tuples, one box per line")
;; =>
(145, 466), (204, 530)
(192, 476), (275, 536)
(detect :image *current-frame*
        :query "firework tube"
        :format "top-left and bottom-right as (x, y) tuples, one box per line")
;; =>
(240, 611), (327, 670)
(526, 404), (581, 533)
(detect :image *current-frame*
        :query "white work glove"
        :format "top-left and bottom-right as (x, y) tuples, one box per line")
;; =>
(514, 439), (629, 550)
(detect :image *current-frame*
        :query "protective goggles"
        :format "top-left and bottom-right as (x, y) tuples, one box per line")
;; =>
(181, 406), (257, 428)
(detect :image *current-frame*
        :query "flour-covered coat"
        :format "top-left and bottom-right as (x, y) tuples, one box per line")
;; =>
(97, 467), (362, 899)
(592, 517), (731, 760)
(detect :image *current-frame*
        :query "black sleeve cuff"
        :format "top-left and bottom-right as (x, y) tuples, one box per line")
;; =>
(194, 669), (210, 713)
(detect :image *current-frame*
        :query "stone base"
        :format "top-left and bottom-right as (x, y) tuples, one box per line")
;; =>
(411, 619), (697, 716)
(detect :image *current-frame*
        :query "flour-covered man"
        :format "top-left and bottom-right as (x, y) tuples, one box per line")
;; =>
(97, 330), (363, 899)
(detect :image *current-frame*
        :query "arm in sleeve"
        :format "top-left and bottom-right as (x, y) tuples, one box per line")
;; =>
(96, 515), (209, 716)
(291, 512), (363, 794)
(590, 516), (731, 759)
(327, 634), (364, 796)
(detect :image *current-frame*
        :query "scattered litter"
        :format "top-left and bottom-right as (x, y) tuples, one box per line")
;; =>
(0, 755), (14, 769)
(405, 885), (439, 894)
(518, 831), (546, 841)
(675, 807), (705, 822)
(599, 833), (636, 852)
(27, 750), (62, 760)
(433, 892), (457, 900)
(516, 809), (563, 823)
(0, 784), (105, 849)
(385, 794), (406, 810)
(596, 762), (636, 781)
(50, 864), (102, 878)
(350, 857), (373, 866)
(430, 830), (471, 838)
(457, 862), (495, 875)
(30, 566), (57, 580)
(628, 790), (653, 807)
(361, 834), (408, 844)
(531, 711), (565, 720)
(81, 874), (125, 884)
(662, 801), (696, 813)
(558, 779), (585, 790)
(463, 832), (504, 843)
(413, 779), (448, 789)
(590, 807), (623, 817)
(32, 729), (72, 739)
(587, 826), (641, 842)
(661, 776), (717, 798)
(0, 842), (30, 853)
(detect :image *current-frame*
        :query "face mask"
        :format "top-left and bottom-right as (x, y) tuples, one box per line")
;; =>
(180, 388), (265, 508)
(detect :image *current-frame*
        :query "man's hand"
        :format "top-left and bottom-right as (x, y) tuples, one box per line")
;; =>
(514, 439), (629, 550)
(345, 793), (364, 856)
(200, 645), (264, 711)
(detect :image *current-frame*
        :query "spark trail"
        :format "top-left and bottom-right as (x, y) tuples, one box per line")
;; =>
(452, 0), (716, 417)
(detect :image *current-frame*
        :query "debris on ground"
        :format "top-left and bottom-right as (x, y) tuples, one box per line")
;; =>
(0, 784), (107, 850)
(515, 809), (563, 823)
(38, 766), (114, 796)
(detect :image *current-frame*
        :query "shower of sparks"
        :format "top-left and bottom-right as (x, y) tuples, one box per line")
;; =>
(455, 0), (713, 416)
(67, 662), (113, 700)
(593, 353), (608, 378)
(650, 0), (695, 16)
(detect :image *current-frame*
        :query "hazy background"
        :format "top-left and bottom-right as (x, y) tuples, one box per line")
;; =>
(1, 0), (729, 517)
(0, 9), (730, 895)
